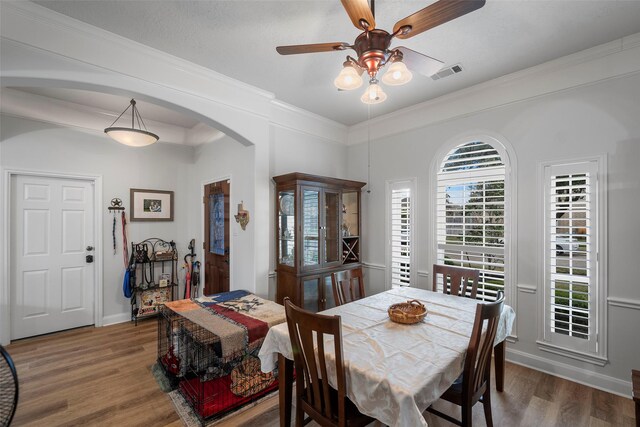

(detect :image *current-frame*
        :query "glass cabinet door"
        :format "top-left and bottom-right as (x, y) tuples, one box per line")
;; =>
(278, 190), (295, 266)
(302, 188), (320, 268)
(342, 191), (359, 237)
(323, 189), (341, 265)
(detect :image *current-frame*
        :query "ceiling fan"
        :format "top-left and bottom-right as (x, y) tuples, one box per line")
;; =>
(276, 0), (486, 104)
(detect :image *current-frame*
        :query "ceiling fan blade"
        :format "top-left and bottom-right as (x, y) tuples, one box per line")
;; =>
(396, 46), (444, 77)
(393, 0), (486, 40)
(340, 0), (376, 30)
(276, 42), (350, 55)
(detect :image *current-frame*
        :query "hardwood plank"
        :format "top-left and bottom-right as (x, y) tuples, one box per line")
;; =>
(592, 387), (625, 425)
(554, 379), (592, 427)
(6, 320), (636, 427)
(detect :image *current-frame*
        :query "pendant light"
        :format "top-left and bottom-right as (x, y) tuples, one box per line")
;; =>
(104, 99), (159, 147)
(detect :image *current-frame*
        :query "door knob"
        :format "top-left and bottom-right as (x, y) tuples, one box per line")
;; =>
(86, 255), (94, 263)
(86, 246), (94, 251)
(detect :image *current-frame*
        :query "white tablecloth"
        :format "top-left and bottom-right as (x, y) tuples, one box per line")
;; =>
(258, 287), (515, 427)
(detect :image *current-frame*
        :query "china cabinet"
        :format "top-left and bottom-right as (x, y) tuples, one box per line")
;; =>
(273, 173), (365, 311)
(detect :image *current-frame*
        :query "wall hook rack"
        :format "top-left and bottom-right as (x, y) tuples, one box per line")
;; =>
(108, 197), (125, 212)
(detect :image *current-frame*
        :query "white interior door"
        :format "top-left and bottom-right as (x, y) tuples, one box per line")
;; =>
(10, 174), (95, 340)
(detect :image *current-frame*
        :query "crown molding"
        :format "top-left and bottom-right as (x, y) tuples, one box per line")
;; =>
(1, 2), (347, 146)
(347, 32), (640, 145)
(271, 100), (346, 132)
(1, 1), (274, 102)
(270, 100), (347, 145)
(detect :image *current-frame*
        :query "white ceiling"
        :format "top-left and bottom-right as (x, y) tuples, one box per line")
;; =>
(20, 0), (640, 126)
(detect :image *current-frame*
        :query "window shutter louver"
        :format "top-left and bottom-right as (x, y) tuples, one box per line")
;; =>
(391, 188), (411, 287)
(544, 162), (597, 352)
(436, 142), (506, 301)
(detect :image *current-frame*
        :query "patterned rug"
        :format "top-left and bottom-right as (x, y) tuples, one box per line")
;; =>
(168, 388), (279, 427)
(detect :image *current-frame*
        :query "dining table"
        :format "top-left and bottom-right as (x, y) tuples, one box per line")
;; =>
(258, 287), (515, 427)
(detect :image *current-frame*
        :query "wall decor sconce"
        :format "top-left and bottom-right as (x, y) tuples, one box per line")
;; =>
(234, 200), (250, 230)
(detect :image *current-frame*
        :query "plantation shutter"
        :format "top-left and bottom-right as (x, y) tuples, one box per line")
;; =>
(436, 141), (506, 301)
(391, 187), (411, 287)
(544, 161), (597, 353)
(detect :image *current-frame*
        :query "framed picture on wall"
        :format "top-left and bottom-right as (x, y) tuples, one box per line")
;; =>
(130, 188), (174, 221)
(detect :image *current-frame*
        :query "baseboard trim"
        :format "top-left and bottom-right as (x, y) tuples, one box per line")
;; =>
(102, 312), (131, 326)
(506, 347), (632, 397)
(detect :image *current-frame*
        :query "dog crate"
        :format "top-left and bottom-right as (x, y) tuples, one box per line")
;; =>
(157, 305), (278, 423)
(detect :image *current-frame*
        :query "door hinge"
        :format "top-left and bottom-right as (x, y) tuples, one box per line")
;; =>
(203, 196), (206, 204)
(203, 242), (206, 250)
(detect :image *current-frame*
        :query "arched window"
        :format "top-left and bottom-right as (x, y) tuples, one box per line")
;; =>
(435, 140), (508, 301)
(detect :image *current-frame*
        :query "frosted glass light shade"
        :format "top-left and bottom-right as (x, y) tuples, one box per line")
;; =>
(381, 61), (413, 86)
(104, 128), (159, 147)
(334, 65), (363, 90)
(361, 81), (387, 104)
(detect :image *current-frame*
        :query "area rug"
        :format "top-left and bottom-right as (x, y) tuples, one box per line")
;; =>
(152, 362), (175, 392)
(168, 388), (279, 427)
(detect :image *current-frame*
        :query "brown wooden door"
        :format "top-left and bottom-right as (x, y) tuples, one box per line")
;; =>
(204, 180), (230, 295)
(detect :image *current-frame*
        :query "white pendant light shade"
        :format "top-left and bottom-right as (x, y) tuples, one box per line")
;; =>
(361, 80), (387, 104)
(104, 128), (159, 147)
(334, 64), (363, 90)
(104, 99), (159, 147)
(381, 61), (413, 86)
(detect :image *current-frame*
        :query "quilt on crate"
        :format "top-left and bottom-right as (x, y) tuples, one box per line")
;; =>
(159, 290), (285, 421)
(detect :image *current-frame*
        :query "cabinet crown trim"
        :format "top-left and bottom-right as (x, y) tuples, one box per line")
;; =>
(273, 172), (366, 189)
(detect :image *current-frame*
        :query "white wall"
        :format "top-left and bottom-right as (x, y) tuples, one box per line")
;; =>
(0, 2), (350, 340)
(0, 115), (193, 323)
(350, 64), (640, 394)
(0, 112), (349, 324)
(186, 134), (257, 295)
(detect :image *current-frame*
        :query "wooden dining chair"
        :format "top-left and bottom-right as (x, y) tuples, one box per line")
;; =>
(432, 264), (480, 299)
(331, 267), (365, 306)
(426, 291), (505, 427)
(283, 298), (375, 427)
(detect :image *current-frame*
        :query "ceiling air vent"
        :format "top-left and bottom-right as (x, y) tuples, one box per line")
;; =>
(431, 64), (464, 81)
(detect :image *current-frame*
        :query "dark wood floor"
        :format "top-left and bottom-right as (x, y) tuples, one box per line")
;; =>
(6, 320), (636, 426)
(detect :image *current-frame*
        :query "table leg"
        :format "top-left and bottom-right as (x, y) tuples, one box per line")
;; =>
(278, 353), (293, 427)
(495, 340), (505, 392)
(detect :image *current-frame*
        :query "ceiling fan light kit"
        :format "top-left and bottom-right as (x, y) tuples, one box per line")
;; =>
(104, 98), (159, 147)
(277, 0), (485, 105)
(381, 60), (413, 86)
(361, 79), (387, 104)
(334, 61), (364, 90)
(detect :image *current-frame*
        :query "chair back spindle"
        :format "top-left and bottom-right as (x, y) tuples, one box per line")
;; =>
(332, 268), (365, 306)
(433, 264), (480, 299)
(284, 298), (373, 427)
(426, 291), (504, 427)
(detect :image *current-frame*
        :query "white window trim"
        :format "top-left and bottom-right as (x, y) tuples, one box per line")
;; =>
(386, 178), (417, 289)
(429, 131), (517, 338)
(536, 155), (608, 365)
